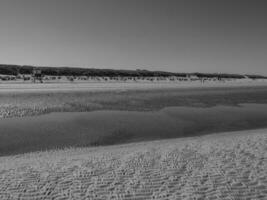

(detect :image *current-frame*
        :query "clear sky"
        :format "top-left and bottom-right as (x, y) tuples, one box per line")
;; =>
(0, 0), (266, 74)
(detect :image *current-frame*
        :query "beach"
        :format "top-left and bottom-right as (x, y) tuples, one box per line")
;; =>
(1, 0), (267, 198)
(1, 81), (267, 119)
(0, 82), (267, 199)
(0, 79), (267, 93)
(0, 129), (266, 199)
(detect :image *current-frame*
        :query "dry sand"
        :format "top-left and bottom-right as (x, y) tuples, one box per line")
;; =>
(0, 129), (266, 200)
(0, 80), (267, 93)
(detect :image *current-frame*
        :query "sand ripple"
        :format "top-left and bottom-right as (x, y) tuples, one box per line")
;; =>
(0, 130), (266, 200)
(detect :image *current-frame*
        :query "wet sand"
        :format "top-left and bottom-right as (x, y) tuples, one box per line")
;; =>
(1, 84), (267, 118)
(1, 83), (267, 199)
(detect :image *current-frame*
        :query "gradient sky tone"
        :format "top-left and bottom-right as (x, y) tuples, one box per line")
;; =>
(0, 0), (266, 74)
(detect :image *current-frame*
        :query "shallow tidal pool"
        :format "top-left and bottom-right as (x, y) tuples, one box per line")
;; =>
(1, 103), (267, 156)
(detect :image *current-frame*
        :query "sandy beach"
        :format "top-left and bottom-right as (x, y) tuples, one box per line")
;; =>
(0, 82), (267, 199)
(1, 0), (267, 199)
(1, 81), (267, 119)
(0, 80), (267, 93)
(0, 128), (266, 199)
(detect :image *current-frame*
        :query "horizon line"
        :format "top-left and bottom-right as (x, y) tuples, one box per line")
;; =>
(0, 63), (266, 77)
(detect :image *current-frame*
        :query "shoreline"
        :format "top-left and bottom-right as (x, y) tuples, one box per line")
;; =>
(1, 127), (266, 158)
(0, 80), (267, 93)
(1, 84), (267, 119)
(1, 103), (267, 157)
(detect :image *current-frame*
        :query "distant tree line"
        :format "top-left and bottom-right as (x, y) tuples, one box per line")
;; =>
(0, 64), (266, 79)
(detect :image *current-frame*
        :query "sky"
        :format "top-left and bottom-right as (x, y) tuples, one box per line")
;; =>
(0, 0), (266, 75)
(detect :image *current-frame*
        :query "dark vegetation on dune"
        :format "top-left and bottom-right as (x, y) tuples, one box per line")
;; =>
(0, 64), (266, 79)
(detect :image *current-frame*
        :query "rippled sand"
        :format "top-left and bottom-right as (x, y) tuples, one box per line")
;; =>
(0, 129), (266, 200)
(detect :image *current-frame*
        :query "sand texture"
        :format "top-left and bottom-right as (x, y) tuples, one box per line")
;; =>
(0, 81), (267, 93)
(0, 129), (266, 200)
(1, 84), (267, 119)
